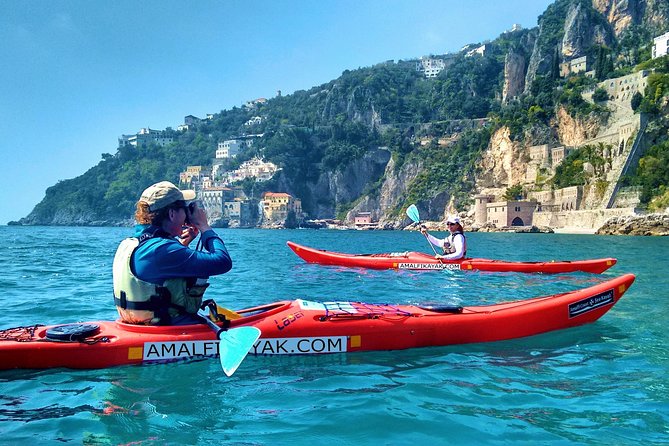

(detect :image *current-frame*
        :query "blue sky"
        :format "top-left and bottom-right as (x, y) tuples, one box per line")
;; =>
(0, 0), (554, 225)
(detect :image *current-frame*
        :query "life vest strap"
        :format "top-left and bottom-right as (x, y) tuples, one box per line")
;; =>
(114, 287), (171, 311)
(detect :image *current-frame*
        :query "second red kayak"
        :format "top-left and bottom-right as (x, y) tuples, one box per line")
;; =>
(287, 241), (617, 274)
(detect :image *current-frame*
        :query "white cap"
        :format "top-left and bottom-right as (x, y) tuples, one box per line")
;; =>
(446, 215), (461, 225)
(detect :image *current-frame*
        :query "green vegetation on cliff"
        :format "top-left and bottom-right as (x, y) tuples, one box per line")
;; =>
(19, 0), (669, 225)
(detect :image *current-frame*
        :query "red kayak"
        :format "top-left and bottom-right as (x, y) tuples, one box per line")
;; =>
(0, 274), (634, 370)
(287, 241), (617, 274)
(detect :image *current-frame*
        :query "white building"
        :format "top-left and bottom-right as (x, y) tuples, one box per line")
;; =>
(416, 56), (446, 78)
(118, 128), (173, 147)
(216, 138), (256, 159)
(244, 116), (263, 126)
(466, 44), (489, 58)
(219, 157), (279, 185)
(216, 140), (243, 159)
(652, 31), (669, 59)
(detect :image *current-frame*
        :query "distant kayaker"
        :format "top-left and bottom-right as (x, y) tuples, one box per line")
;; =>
(420, 215), (467, 260)
(112, 181), (232, 325)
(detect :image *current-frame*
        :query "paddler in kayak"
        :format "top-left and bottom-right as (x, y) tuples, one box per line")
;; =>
(420, 215), (467, 260)
(112, 181), (232, 325)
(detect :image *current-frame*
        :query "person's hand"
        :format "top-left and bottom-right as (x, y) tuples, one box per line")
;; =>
(434, 254), (443, 260)
(179, 225), (199, 246)
(186, 204), (212, 232)
(420, 225), (428, 234)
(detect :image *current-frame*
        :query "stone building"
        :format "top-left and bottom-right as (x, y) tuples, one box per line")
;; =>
(485, 200), (537, 227)
(200, 186), (235, 218)
(262, 192), (302, 224)
(474, 194), (494, 226)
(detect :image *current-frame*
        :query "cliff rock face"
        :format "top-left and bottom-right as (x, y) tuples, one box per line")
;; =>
(524, 26), (554, 93)
(555, 106), (606, 146)
(322, 84), (382, 128)
(592, 0), (642, 35)
(643, 0), (669, 33)
(592, 0), (669, 36)
(562, 2), (612, 58)
(475, 127), (525, 188)
(348, 155), (424, 225)
(294, 147), (391, 218)
(503, 50), (526, 103)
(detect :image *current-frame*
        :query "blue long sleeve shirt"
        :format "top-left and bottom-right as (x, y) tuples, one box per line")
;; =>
(131, 225), (232, 285)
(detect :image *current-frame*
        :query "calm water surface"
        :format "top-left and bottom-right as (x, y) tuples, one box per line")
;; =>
(0, 226), (667, 445)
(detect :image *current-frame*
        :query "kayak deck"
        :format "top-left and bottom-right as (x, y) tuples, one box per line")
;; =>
(286, 241), (617, 273)
(0, 274), (635, 370)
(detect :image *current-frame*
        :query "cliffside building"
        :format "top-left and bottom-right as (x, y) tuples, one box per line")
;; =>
(216, 140), (243, 159)
(530, 186), (583, 212)
(652, 31), (669, 59)
(465, 44), (489, 58)
(179, 165), (212, 188)
(217, 157), (279, 185)
(416, 56), (446, 78)
(485, 200), (537, 227)
(354, 212), (375, 228)
(559, 56), (590, 77)
(474, 194), (494, 226)
(201, 186), (235, 218)
(224, 199), (260, 227)
(599, 70), (649, 103)
(551, 146), (573, 165)
(118, 128), (174, 147)
(244, 98), (267, 109)
(261, 192), (302, 224)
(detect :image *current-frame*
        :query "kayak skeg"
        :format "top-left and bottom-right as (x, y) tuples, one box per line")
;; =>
(286, 241), (617, 274)
(0, 274), (635, 370)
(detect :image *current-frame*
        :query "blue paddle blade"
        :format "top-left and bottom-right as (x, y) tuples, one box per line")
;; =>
(218, 327), (261, 376)
(406, 204), (420, 223)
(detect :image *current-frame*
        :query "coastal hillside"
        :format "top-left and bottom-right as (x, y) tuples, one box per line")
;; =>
(15, 0), (669, 227)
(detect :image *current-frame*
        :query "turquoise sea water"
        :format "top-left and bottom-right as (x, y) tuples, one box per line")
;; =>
(0, 226), (668, 445)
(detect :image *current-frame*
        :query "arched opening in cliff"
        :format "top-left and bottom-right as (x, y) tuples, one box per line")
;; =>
(511, 217), (525, 226)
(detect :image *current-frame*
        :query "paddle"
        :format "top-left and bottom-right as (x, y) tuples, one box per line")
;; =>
(198, 309), (261, 376)
(406, 204), (442, 259)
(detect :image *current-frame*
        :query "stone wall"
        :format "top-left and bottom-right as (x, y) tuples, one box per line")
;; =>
(533, 207), (636, 232)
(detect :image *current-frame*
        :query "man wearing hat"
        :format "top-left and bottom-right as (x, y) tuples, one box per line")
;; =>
(112, 181), (232, 325)
(420, 214), (467, 260)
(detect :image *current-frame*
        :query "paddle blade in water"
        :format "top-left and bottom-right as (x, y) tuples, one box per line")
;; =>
(406, 204), (420, 223)
(218, 327), (261, 376)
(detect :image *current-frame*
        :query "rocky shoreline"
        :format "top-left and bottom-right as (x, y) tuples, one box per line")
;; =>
(8, 212), (669, 236)
(595, 213), (669, 236)
(405, 212), (669, 236)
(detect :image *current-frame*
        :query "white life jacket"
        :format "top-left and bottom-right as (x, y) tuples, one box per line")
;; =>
(112, 237), (210, 325)
(112, 238), (170, 324)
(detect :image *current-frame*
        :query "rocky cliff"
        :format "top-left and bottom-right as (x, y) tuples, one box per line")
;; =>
(275, 147), (392, 219)
(503, 50), (527, 103)
(475, 127), (526, 191)
(561, 2), (613, 58)
(522, 0), (666, 94)
(346, 155), (425, 226)
(592, 0), (669, 36)
(555, 105), (607, 145)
